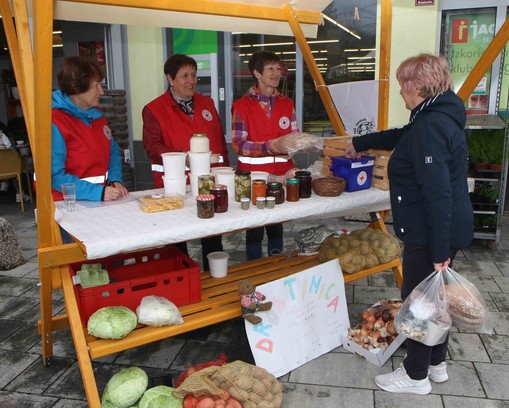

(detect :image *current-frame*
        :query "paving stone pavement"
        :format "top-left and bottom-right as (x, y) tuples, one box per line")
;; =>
(1, 195), (509, 408)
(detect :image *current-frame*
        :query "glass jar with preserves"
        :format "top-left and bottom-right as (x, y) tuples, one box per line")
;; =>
(198, 175), (214, 194)
(210, 184), (228, 213)
(196, 194), (215, 219)
(295, 170), (312, 198)
(266, 182), (285, 205)
(190, 133), (210, 152)
(286, 178), (300, 202)
(265, 196), (276, 209)
(240, 197), (250, 210)
(256, 196), (266, 209)
(234, 170), (251, 202)
(251, 179), (267, 205)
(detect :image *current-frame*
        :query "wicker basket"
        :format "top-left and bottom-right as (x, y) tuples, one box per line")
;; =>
(312, 177), (346, 197)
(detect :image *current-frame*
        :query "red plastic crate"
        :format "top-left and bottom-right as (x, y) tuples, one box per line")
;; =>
(69, 245), (201, 325)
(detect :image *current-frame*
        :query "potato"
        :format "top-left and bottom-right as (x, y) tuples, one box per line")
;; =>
(196, 397), (215, 408)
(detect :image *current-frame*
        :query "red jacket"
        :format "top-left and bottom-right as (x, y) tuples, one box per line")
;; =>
(232, 94), (294, 176)
(143, 91), (230, 188)
(51, 109), (110, 201)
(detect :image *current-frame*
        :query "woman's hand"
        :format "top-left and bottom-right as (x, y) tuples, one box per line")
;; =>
(344, 144), (359, 158)
(434, 258), (451, 272)
(104, 182), (128, 201)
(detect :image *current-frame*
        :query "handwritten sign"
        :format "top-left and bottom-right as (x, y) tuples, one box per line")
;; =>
(245, 259), (350, 377)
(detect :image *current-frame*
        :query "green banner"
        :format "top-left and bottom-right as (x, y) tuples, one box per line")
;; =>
(173, 29), (218, 55)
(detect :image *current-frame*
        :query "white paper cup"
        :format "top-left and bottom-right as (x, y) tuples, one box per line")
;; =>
(161, 152), (187, 177)
(207, 251), (229, 278)
(215, 170), (235, 200)
(187, 151), (211, 176)
(250, 171), (269, 182)
(163, 175), (187, 197)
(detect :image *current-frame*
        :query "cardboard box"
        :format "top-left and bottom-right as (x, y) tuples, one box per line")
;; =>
(341, 331), (405, 367)
(341, 300), (404, 367)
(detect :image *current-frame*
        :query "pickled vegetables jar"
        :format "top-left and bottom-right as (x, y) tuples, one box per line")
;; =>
(196, 194), (214, 218)
(234, 170), (251, 202)
(210, 184), (228, 213)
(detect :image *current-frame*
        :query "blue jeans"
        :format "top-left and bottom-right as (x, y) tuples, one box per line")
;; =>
(245, 223), (284, 260)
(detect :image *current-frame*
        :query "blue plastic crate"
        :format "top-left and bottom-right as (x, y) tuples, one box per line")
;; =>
(330, 155), (375, 192)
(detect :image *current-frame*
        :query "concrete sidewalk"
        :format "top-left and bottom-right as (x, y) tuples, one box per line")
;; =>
(1, 196), (508, 407)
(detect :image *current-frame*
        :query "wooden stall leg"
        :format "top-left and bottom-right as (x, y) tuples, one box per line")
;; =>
(60, 265), (101, 407)
(38, 264), (54, 366)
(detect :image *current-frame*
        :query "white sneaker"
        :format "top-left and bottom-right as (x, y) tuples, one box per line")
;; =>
(429, 362), (448, 383)
(375, 366), (432, 395)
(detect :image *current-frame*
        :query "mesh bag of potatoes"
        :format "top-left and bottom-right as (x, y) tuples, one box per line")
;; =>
(318, 234), (379, 274)
(349, 228), (401, 264)
(174, 360), (283, 408)
(318, 229), (401, 273)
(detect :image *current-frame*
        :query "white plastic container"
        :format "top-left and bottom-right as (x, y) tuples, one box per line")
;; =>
(161, 152), (187, 177)
(207, 251), (229, 278)
(215, 170), (236, 200)
(163, 175), (187, 197)
(187, 150), (211, 176)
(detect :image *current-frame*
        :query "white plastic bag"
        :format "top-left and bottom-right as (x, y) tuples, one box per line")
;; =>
(136, 295), (184, 327)
(443, 267), (493, 334)
(395, 271), (451, 346)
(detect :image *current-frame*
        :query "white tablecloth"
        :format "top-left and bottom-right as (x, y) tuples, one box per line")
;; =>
(55, 187), (391, 260)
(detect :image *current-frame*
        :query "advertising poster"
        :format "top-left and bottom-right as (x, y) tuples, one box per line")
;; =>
(245, 259), (350, 377)
(446, 10), (496, 114)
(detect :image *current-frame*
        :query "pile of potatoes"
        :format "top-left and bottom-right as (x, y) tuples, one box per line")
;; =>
(318, 228), (401, 273)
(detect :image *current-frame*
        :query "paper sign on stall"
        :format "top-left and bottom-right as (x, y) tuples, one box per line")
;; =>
(245, 259), (350, 377)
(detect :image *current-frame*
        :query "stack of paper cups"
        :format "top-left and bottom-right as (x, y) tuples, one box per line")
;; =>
(161, 152), (187, 197)
(215, 170), (236, 200)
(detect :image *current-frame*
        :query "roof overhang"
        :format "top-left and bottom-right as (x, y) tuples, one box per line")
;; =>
(50, 0), (332, 37)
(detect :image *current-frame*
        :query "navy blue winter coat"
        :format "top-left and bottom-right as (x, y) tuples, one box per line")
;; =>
(352, 90), (473, 263)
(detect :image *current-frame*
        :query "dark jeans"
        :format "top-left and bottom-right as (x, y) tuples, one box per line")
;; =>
(246, 223), (284, 260)
(401, 243), (458, 380)
(175, 236), (223, 272)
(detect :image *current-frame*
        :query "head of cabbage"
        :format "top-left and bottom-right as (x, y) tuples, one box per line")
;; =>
(139, 385), (182, 408)
(101, 366), (148, 408)
(87, 306), (137, 339)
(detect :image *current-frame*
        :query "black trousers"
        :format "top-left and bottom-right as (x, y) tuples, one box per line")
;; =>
(401, 243), (457, 380)
(175, 235), (223, 272)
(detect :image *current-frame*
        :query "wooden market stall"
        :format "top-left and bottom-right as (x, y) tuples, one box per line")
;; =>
(1, 0), (507, 406)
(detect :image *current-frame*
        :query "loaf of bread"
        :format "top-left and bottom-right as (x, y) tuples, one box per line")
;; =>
(445, 284), (485, 330)
(139, 193), (184, 213)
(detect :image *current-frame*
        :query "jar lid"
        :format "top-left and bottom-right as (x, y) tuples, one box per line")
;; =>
(252, 179), (266, 185)
(235, 170), (251, 176)
(256, 197), (266, 202)
(265, 196), (276, 201)
(211, 184), (228, 191)
(240, 197), (250, 202)
(267, 182), (283, 189)
(196, 194), (215, 201)
(295, 170), (311, 177)
(198, 174), (212, 180)
(192, 133), (208, 137)
(286, 178), (300, 185)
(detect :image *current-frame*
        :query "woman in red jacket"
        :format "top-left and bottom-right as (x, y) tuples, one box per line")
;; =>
(231, 51), (299, 260)
(142, 54), (230, 271)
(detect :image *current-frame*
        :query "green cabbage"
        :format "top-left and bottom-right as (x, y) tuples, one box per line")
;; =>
(88, 306), (137, 339)
(138, 385), (182, 408)
(101, 366), (148, 408)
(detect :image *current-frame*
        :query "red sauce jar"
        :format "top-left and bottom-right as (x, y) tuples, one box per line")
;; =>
(211, 184), (228, 213)
(266, 182), (285, 204)
(251, 179), (267, 205)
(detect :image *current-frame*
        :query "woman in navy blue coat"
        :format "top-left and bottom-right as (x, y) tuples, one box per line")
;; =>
(346, 53), (473, 395)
